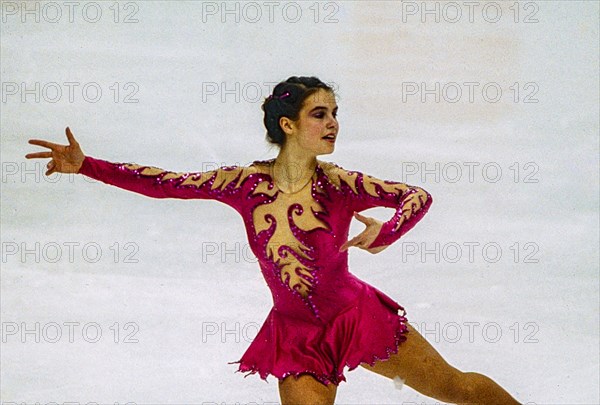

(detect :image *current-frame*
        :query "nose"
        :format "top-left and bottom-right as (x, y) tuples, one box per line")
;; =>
(328, 117), (338, 129)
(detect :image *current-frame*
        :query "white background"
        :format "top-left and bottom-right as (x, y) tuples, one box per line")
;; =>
(1, 1), (598, 404)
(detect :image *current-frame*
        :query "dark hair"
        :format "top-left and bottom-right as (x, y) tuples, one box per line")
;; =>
(262, 76), (335, 148)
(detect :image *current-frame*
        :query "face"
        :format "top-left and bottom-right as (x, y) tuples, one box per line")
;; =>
(280, 88), (339, 157)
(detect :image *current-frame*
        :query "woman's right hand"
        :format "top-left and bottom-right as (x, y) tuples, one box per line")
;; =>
(25, 127), (85, 176)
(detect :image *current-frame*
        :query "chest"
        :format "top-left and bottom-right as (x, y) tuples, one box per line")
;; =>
(240, 172), (349, 257)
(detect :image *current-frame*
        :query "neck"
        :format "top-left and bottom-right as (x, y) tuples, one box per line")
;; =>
(273, 144), (317, 188)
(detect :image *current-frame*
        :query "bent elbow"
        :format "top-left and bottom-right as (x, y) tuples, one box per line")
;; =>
(409, 187), (433, 212)
(419, 187), (432, 204)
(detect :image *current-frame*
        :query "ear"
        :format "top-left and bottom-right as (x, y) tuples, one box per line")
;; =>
(279, 116), (296, 136)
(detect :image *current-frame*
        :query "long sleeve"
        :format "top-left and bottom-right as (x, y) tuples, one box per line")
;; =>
(77, 155), (249, 211)
(332, 164), (433, 249)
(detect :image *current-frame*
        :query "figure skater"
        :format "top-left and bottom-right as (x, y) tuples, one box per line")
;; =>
(26, 76), (521, 405)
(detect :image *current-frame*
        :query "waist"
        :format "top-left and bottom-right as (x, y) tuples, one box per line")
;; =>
(271, 274), (365, 321)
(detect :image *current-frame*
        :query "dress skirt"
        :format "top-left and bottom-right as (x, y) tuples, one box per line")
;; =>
(228, 281), (410, 386)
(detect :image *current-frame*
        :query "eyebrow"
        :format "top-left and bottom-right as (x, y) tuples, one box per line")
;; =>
(308, 105), (339, 113)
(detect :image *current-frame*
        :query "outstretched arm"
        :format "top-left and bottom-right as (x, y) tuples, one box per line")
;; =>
(77, 155), (247, 207)
(26, 127), (248, 210)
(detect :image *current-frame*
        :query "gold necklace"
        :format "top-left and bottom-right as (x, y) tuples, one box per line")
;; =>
(270, 160), (316, 194)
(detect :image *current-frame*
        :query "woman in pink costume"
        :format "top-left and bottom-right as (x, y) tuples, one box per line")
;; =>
(26, 76), (521, 404)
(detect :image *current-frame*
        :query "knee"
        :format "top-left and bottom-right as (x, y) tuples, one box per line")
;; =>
(450, 371), (485, 401)
(422, 369), (472, 403)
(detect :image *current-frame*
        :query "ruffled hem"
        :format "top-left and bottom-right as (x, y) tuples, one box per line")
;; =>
(344, 312), (409, 371)
(227, 359), (341, 386)
(227, 285), (410, 386)
(228, 313), (409, 386)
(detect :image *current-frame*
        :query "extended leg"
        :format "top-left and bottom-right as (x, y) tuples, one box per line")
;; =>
(360, 322), (521, 404)
(278, 373), (338, 405)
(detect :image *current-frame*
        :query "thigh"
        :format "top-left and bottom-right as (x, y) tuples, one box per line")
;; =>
(360, 322), (462, 399)
(278, 373), (338, 405)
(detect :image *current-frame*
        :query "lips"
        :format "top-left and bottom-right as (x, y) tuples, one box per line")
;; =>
(322, 133), (336, 140)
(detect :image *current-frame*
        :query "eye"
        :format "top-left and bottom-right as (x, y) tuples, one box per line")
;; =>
(315, 112), (338, 118)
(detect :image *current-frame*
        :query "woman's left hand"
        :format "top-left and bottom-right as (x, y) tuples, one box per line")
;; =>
(339, 212), (390, 254)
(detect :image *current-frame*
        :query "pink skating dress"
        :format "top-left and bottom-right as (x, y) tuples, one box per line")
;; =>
(78, 155), (433, 386)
